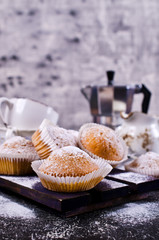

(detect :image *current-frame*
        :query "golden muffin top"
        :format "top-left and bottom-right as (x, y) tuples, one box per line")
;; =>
(39, 146), (99, 177)
(79, 123), (126, 161)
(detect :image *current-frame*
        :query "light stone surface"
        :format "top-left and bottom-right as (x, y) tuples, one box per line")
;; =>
(0, 0), (159, 129)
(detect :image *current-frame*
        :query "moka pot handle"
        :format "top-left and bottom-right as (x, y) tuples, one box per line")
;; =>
(134, 84), (151, 113)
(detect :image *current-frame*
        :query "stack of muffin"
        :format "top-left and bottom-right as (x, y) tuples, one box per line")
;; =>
(0, 119), (128, 192)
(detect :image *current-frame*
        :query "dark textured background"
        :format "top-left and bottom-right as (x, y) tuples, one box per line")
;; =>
(0, 0), (159, 129)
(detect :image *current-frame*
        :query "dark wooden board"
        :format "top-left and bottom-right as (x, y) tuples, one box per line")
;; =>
(107, 168), (159, 193)
(0, 169), (159, 217)
(0, 176), (90, 212)
(90, 178), (131, 202)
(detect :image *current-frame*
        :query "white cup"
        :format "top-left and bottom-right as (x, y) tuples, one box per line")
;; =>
(0, 97), (59, 131)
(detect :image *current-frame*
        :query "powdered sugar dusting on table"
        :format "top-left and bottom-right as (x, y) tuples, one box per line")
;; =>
(0, 195), (36, 219)
(1, 189), (159, 239)
(105, 201), (159, 226)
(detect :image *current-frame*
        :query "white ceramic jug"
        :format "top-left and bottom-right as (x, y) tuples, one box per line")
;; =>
(116, 112), (159, 155)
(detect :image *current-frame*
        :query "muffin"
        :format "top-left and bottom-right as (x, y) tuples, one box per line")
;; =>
(78, 123), (128, 166)
(32, 119), (78, 159)
(0, 136), (39, 175)
(125, 151), (159, 177)
(31, 146), (112, 192)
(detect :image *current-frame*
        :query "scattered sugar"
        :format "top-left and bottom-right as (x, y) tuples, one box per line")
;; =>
(0, 195), (36, 219)
(1, 193), (159, 240)
(105, 201), (159, 226)
(2, 175), (40, 189)
(31, 200), (159, 240)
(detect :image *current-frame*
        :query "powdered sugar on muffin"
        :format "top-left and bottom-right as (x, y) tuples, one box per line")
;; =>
(125, 151), (159, 177)
(0, 136), (39, 160)
(32, 119), (78, 159)
(39, 146), (99, 177)
(0, 136), (39, 175)
(39, 121), (78, 149)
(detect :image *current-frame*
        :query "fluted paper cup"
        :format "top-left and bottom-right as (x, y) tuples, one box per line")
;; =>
(32, 158), (112, 192)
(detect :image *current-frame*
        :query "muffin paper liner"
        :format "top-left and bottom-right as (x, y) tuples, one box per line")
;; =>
(125, 161), (159, 177)
(32, 119), (78, 159)
(31, 158), (113, 192)
(0, 152), (39, 161)
(0, 157), (39, 175)
(78, 123), (128, 167)
(39, 120), (57, 151)
(39, 119), (78, 151)
(35, 119), (57, 154)
(32, 130), (52, 159)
